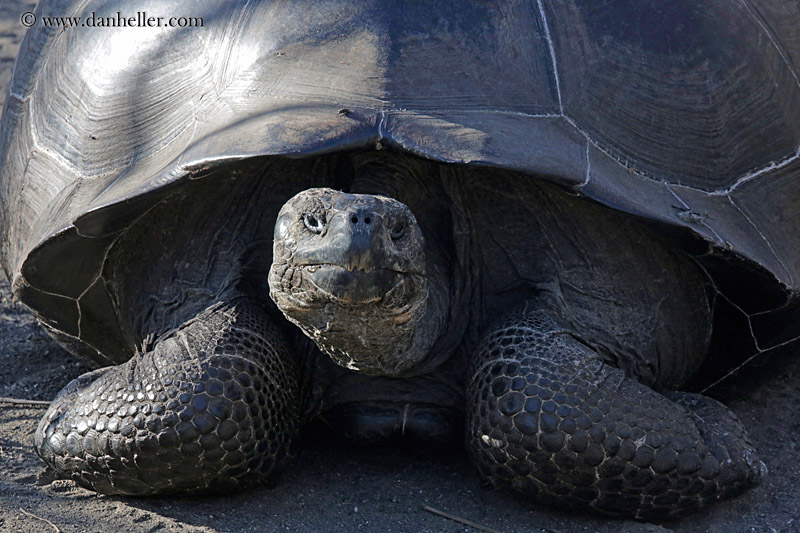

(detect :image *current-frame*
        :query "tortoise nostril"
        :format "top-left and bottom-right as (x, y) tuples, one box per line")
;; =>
(349, 211), (375, 225)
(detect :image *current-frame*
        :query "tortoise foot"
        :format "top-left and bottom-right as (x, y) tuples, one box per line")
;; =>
(467, 305), (763, 520)
(35, 299), (299, 495)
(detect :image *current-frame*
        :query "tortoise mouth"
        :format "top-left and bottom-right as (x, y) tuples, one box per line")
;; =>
(303, 264), (407, 304)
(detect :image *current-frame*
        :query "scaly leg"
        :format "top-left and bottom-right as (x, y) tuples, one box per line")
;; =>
(466, 304), (765, 520)
(35, 298), (298, 495)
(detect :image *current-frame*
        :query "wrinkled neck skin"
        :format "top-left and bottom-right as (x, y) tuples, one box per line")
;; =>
(278, 253), (449, 377)
(269, 153), (453, 377)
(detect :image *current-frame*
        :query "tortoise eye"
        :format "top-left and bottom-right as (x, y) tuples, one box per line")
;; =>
(389, 220), (405, 240)
(303, 213), (325, 234)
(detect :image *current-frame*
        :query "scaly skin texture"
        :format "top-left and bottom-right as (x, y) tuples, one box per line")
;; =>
(35, 298), (299, 495)
(466, 302), (765, 520)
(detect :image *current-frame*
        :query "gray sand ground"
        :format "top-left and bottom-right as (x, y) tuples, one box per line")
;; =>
(1, 3), (799, 532)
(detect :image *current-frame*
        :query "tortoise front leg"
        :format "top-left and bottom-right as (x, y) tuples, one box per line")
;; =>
(35, 298), (298, 495)
(466, 303), (765, 520)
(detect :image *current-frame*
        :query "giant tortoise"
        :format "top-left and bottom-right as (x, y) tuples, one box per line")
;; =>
(2, 0), (800, 521)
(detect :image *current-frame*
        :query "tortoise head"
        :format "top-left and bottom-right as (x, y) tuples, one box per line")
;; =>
(268, 187), (444, 376)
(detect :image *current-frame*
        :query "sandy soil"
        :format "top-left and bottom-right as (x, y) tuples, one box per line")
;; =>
(1, 3), (799, 532)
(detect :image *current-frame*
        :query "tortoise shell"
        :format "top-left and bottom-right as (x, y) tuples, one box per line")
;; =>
(1, 0), (799, 364)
